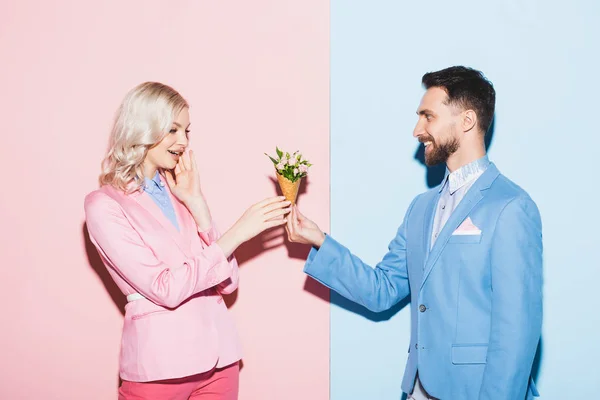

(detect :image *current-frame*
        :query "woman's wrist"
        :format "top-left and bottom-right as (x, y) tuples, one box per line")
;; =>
(183, 195), (212, 231)
(216, 226), (244, 258)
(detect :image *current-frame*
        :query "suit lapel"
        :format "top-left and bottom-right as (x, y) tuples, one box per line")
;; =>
(422, 189), (441, 265)
(128, 177), (190, 254)
(162, 174), (193, 243)
(420, 163), (500, 289)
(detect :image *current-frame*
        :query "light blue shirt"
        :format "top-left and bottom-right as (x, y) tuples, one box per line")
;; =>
(143, 171), (180, 231)
(430, 155), (490, 248)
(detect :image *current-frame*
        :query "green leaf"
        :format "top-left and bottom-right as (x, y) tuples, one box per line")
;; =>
(276, 147), (283, 158)
(265, 153), (278, 164)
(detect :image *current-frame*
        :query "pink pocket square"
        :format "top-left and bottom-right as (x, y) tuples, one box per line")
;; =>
(452, 217), (482, 235)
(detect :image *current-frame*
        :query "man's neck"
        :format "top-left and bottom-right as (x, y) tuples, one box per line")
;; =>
(446, 148), (486, 172)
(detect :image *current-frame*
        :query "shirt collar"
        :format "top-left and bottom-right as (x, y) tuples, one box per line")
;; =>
(439, 155), (490, 195)
(143, 171), (164, 194)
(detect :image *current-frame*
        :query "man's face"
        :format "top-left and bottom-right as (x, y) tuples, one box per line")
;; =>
(413, 87), (461, 166)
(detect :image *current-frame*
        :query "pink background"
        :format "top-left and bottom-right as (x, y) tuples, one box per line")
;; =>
(0, 1), (329, 399)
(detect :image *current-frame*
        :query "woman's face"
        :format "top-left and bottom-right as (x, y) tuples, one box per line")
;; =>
(144, 107), (190, 173)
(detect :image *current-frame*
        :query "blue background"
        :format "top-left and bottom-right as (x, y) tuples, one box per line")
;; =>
(329, 1), (599, 398)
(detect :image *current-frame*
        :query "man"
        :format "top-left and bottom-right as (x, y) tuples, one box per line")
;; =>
(286, 66), (542, 400)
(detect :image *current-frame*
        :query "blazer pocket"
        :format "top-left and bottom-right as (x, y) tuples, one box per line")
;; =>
(451, 344), (488, 364)
(448, 234), (482, 244)
(131, 310), (170, 321)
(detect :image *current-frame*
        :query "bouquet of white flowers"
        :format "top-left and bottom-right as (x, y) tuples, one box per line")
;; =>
(265, 147), (311, 204)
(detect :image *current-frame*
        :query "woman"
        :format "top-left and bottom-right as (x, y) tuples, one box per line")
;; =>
(84, 82), (290, 399)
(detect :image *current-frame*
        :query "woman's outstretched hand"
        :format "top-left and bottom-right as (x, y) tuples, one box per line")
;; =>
(217, 196), (291, 257)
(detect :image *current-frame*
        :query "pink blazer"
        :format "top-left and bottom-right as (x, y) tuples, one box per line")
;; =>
(84, 177), (241, 382)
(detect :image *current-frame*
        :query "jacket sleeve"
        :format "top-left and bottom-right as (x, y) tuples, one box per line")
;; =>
(197, 221), (239, 295)
(479, 196), (543, 400)
(303, 197), (419, 312)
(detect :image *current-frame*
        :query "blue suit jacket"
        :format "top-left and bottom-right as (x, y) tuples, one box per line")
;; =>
(305, 163), (542, 400)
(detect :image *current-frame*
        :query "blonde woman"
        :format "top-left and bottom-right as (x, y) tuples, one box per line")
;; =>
(84, 82), (290, 399)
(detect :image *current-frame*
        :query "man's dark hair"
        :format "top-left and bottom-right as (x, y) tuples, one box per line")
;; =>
(422, 66), (496, 135)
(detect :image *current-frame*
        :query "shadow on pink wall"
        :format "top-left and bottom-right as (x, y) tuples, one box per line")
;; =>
(224, 176), (328, 308)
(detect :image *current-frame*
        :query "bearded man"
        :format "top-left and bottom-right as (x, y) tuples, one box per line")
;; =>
(286, 66), (543, 400)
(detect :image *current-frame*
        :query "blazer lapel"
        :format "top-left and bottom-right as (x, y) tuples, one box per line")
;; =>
(129, 179), (189, 254)
(420, 163), (500, 289)
(422, 188), (441, 265)
(161, 174), (193, 245)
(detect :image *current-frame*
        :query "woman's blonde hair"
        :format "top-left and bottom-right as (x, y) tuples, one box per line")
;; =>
(99, 82), (189, 192)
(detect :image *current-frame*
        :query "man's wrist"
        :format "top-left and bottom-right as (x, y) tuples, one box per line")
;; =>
(313, 231), (326, 249)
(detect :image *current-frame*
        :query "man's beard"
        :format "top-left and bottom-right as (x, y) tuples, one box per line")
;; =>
(422, 134), (459, 167)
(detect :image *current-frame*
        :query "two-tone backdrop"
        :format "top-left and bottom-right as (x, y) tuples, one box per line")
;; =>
(1, 0), (597, 398)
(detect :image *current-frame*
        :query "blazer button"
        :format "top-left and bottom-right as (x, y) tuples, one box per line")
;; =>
(415, 343), (418, 349)
(419, 304), (427, 312)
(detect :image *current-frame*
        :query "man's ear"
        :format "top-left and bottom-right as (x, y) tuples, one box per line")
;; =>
(462, 109), (477, 133)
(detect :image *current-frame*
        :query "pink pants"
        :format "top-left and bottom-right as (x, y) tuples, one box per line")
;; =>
(118, 362), (239, 400)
